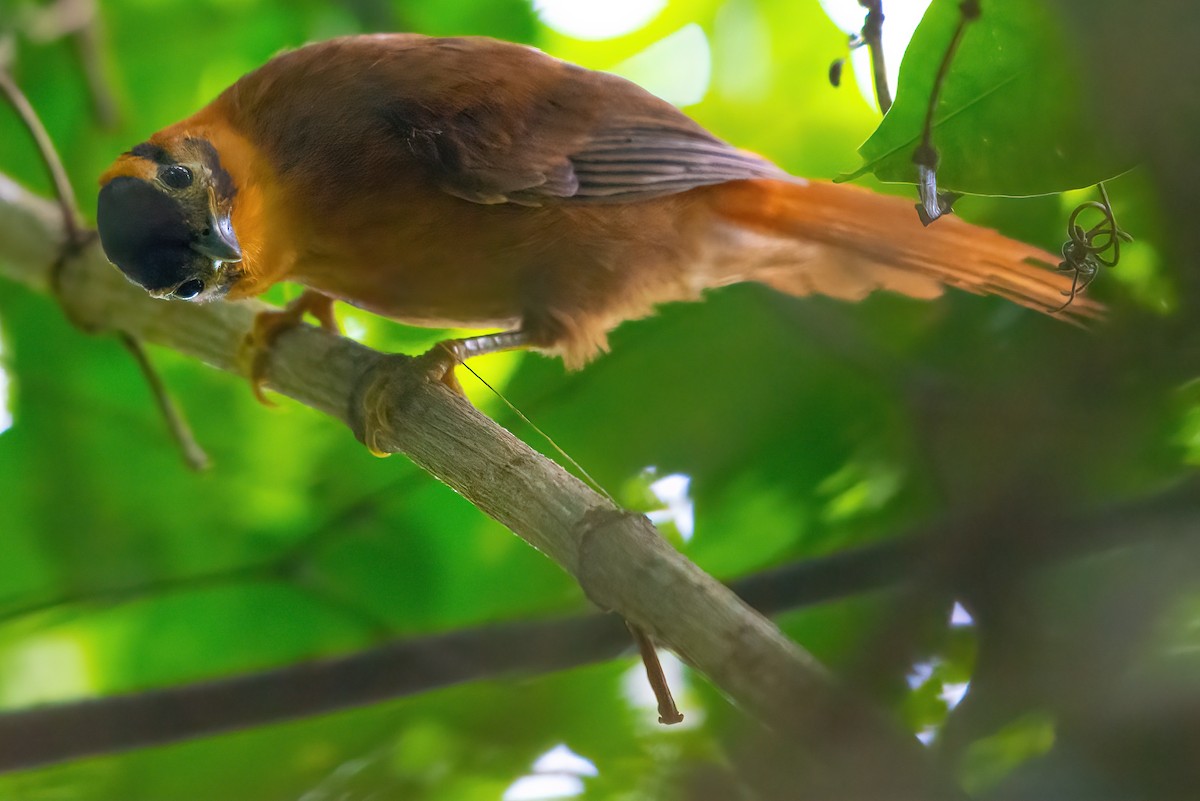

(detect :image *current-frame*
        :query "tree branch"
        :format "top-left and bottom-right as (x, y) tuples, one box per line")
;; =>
(0, 173), (940, 795)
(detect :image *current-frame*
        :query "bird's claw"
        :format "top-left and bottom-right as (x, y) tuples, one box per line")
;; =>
(418, 340), (467, 396)
(241, 290), (339, 404)
(350, 342), (474, 457)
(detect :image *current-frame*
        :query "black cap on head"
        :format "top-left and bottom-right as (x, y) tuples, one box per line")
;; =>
(96, 176), (195, 293)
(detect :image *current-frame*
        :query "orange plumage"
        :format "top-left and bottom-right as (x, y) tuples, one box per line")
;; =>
(96, 33), (1097, 377)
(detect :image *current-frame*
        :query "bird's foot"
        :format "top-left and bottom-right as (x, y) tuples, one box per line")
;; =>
(353, 351), (467, 457)
(350, 330), (531, 456)
(241, 290), (339, 404)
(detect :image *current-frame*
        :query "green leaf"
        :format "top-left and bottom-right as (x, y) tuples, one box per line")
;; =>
(844, 0), (1132, 196)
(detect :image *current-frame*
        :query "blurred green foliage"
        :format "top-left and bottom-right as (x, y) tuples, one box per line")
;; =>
(0, 1), (1194, 799)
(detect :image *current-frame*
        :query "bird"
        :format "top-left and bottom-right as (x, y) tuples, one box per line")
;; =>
(96, 33), (1098, 402)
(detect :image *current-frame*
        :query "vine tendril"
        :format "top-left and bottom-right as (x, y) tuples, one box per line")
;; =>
(1052, 182), (1131, 312)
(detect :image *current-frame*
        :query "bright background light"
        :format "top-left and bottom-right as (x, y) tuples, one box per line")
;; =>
(646, 472), (696, 540)
(503, 744), (598, 801)
(609, 23), (712, 107)
(534, 0), (667, 41)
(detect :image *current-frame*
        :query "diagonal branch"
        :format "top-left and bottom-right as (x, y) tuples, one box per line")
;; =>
(0, 173), (942, 795)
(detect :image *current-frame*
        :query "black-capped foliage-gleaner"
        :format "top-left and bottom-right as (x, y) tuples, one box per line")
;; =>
(97, 34), (1098, 398)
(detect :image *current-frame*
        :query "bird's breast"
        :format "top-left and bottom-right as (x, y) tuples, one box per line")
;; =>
(276, 177), (716, 336)
(285, 188), (545, 328)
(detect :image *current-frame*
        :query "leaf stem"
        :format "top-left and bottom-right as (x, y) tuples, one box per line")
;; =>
(913, 0), (979, 224)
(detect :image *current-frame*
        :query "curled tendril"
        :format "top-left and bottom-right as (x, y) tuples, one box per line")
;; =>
(1052, 182), (1132, 312)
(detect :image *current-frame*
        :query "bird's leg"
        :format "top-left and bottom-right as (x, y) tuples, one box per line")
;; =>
(420, 329), (533, 394)
(243, 289), (340, 404)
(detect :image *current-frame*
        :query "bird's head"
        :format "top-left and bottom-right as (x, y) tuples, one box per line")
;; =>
(97, 136), (242, 302)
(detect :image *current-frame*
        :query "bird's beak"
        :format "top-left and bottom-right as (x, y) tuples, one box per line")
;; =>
(192, 207), (242, 264)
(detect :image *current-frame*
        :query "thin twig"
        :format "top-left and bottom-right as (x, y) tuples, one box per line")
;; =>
(117, 333), (211, 470)
(858, 0), (892, 113)
(913, 0), (979, 225)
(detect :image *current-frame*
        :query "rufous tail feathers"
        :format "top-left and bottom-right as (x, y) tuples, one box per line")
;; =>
(709, 178), (1101, 321)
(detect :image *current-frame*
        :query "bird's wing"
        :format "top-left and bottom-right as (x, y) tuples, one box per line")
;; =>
(374, 38), (786, 206)
(229, 36), (786, 206)
(505, 124), (786, 205)
(430, 107), (787, 207)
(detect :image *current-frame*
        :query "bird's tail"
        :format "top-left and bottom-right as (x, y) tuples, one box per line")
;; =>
(706, 178), (1101, 321)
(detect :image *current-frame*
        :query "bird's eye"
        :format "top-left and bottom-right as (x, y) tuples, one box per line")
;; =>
(159, 165), (193, 190)
(174, 278), (204, 300)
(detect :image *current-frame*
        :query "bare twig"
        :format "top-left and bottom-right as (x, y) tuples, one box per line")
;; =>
(0, 70), (83, 246)
(117, 332), (211, 470)
(913, 0), (979, 225)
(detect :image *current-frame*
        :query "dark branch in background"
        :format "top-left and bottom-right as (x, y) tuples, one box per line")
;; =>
(858, 0), (892, 113)
(913, 0), (979, 225)
(0, 479), (1195, 774)
(1053, 182), (1131, 311)
(0, 66), (206, 468)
